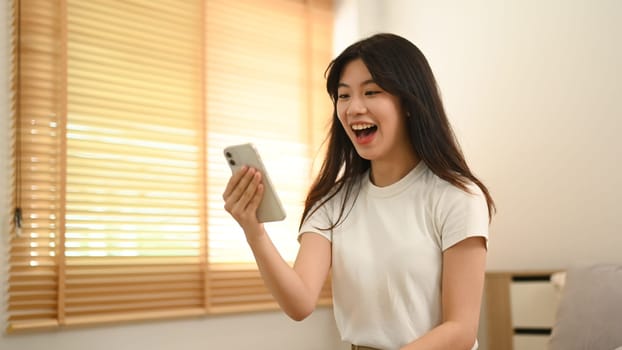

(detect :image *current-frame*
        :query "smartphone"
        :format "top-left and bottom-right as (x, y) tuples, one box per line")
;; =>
(223, 143), (286, 223)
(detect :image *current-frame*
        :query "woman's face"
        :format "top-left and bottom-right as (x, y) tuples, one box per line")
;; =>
(336, 59), (412, 165)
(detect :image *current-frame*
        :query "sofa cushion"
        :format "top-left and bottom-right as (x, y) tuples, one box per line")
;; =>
(549, 264), (622, 350)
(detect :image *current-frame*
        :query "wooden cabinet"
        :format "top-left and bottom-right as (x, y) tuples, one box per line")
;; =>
(484, 271), (561, 350)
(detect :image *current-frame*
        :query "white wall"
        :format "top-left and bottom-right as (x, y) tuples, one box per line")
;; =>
(0, 1), (347, 350)
(343, 0), (622, 271)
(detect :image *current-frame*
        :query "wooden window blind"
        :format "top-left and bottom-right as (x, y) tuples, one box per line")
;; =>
(8, 0), (334, 332)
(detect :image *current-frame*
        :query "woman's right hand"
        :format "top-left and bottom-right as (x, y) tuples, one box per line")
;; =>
(222, 166), (265, 234)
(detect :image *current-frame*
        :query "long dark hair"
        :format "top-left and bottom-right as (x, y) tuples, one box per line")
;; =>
(300, 33), (495, 230)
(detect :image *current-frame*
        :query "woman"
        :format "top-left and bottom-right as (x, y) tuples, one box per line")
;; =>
(223, 33), (495, 350)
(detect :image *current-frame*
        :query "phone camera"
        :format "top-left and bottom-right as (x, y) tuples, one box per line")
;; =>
(229, 159), (236, 166)
(225, 151), (232, 158)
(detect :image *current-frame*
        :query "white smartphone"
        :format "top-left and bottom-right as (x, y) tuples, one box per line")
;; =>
(223, 143), (286, 223)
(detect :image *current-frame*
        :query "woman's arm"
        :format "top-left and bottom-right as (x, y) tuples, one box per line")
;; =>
(248, 231), (331, 320)
(400, 236), (487, 350)
(223, 166), (331, 320)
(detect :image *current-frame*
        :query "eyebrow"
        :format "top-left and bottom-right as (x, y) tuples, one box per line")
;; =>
(337, 79), (376, 88)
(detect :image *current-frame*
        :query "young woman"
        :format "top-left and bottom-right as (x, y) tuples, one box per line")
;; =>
(222, 33), (495, 350)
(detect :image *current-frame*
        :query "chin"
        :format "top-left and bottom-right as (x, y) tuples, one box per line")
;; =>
(352, 148), (378, 161)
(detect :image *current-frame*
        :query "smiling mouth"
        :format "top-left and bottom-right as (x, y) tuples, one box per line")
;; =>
(352, 123), (377, 138)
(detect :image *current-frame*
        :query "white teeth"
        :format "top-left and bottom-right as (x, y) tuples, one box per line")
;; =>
(351, 123), (376, 131)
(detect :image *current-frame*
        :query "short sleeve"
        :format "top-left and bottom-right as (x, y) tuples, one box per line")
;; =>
(436, 183), (489, 251)
(298, 199), (333, 243)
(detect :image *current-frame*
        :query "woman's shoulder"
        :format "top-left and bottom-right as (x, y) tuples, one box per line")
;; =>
(423, 169), (485, 203)
(315, 175), (365, 209)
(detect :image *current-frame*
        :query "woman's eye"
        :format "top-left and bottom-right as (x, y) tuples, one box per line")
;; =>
(337, 93), (349, 99)
(365, 90), (381, 96)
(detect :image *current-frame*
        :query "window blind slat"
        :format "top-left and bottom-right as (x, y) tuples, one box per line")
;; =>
(68, 91), (195, 114)
(69, 78), (195, 107)
(69, 35), (197, 69)
(68, 16), (197, 54)
(69, 60), (196, 91)
(73, 0), (199, 27)
(67, 95), (194, 121)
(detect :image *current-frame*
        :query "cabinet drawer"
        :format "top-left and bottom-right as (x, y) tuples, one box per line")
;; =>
(513, 334), (550, 350)
(510, 281), (559, 328)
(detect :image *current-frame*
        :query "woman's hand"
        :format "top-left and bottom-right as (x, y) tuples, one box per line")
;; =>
(222, 166), (265, 234)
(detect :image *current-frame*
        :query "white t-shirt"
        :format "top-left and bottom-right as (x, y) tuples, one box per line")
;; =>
(299, 162), (489, 350)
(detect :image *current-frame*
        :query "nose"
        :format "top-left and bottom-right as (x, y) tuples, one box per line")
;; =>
(345, 96), (367, 117)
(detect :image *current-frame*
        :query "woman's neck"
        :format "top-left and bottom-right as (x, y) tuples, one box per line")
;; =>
(369, 153), (420, 187)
